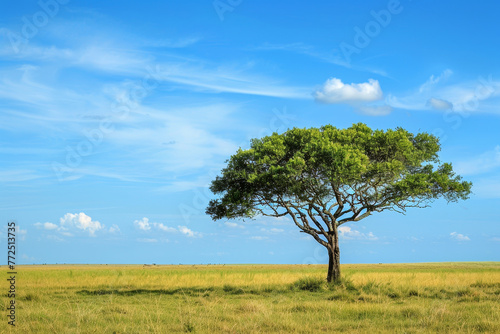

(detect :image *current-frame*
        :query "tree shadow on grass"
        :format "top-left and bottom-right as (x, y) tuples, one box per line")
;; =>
(77, 287), (216, 297)
(76, 284), (259, 297)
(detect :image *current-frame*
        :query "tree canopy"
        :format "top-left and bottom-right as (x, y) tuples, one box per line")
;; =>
(206, 123), (472, 282)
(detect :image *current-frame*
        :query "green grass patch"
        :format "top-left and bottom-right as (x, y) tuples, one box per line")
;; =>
(0, 262), (498, 333)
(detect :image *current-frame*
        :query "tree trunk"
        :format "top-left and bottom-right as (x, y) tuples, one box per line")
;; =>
(326, 236), (341, 283)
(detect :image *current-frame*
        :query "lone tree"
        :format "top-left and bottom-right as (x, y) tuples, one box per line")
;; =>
(206, 123), (471, 283)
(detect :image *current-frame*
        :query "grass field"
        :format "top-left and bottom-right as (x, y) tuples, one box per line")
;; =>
(1, 262), (499, 333)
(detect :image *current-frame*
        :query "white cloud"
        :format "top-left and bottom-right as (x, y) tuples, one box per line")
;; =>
(157, 223), (177, 233)
(178, 225), (201, 238)
(255, 42), (389, 76)
(34, 222), (58, 230)
(178, 226), (194, 237)
(450, 232), (470, 241)
(134, 218), (201, 237)
(314, 78), (383, 104)
(109, 224), (120, 234)
(134, 217), (151, 231)
(0, 37), (303, 186)
(250, 236), (268, 240)
(387, 71), (500, 113)
(338, 226), (378, 240)
(60, 212), (103, 236)
(14, 226), (27, 241)
(1, 39), (311, 99)
(427, 97), (453, 110)
(419, 69), (453, 93)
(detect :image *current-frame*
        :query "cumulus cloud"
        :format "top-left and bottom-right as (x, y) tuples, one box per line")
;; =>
(450, 232), (470, 241)
(427, 97), (453, 110)
(338, 226), (378, 240)
(157, 223), (177, 232)
(178, 225), (201, 238)
(60, 212), (103, 236)
(134, 217), (151, 231)
(134, 217), (201, 237)
(35, 212), (105, 238)
(314, 78), (383, 104)
(34, 222), (58, 230)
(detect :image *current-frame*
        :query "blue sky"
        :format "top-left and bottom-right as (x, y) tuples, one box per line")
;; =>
(1, 0), (499, 265)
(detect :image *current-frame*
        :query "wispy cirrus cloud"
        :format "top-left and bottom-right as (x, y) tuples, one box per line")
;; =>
(387, 70), (500, 113)
(427, 97), (453, 110)
(0, 39), (311, 99)
(0, 24), (309, 185)
(419, 69), (453, 93)
(455, 146), (500, 176)
(255, 42), (389, 76)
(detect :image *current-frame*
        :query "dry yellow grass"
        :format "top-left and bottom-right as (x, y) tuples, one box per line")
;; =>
(1, 262), (499, 333)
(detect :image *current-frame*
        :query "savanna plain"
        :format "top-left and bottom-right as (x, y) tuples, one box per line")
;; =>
(1, 262), (499, 333)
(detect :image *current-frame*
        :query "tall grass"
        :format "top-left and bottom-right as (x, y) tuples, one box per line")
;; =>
(1, 262), (499, 333)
